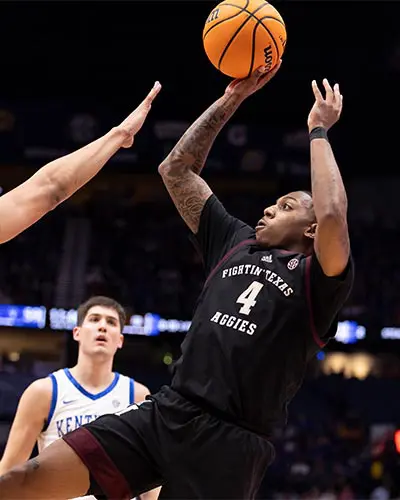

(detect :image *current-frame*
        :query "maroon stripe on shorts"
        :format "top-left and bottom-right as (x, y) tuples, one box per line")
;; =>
(63, 427), (131, 500)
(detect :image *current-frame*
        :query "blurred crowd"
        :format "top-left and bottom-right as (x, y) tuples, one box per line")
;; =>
(0, 208), (63, 307)
(260, 411), (400, 500)
(259, 375), (400, 499)
(1, 185), (400, 498)
(0, 186), (398, 329)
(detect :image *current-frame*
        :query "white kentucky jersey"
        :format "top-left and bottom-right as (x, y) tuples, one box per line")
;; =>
(38, 368), (135, 451)
(38, 368), (135, 452)
(37, 368), (136, 500)
(38, 368), (139, 500)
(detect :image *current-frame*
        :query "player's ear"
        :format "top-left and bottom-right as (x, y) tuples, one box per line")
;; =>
(304, 222), (317, 240)
(72, 326), (81, 342)
(117, 334), (124, 349)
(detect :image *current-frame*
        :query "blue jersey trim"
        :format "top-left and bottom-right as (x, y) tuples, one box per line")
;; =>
(43, 373), (58, 432)
(129, 378), (135, 405)
(64, 368), (120, 400)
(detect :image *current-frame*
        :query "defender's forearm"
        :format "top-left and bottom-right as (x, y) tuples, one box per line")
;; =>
(159, 92), (243, 177)
(36, 127), (127, 206)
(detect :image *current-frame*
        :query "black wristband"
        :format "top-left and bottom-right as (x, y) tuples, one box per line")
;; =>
(309, 126), (329, 142)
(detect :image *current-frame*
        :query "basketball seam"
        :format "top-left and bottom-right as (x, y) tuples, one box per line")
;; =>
(248, 18), (259, 78)
(214, 6), (286, 29)
(218, 1), (270, 71)
(247, 18), (280, 78)
(213, 5), (285, 28)
(203, 0), (250, 41)
(257, 15), (280, 59)
(258, 15), (285, 27)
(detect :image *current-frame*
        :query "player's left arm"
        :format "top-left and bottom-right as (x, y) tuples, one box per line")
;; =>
(0, 378), (52, 475)
(134, 381), (151, 403)
(308, 79), (350, 277)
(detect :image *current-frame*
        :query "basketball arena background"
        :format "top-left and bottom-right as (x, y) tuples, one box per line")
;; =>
(0, 1), (400, 498)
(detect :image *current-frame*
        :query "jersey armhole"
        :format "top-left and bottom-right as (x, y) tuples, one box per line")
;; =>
(129, 378), (135, 405)
(42, 373), (58, 432)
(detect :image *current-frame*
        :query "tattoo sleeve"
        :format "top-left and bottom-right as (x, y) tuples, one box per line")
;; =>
(158, 92), (243, 233)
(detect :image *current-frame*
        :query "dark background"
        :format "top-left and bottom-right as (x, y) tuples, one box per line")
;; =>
(0, 1), (399, 176)
(1, 3), (400, 498)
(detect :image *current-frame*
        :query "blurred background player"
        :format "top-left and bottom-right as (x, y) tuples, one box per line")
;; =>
(0, 296), (159, 500)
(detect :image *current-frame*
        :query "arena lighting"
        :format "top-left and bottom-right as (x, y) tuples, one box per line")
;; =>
(46, 309), (371, 339)
(0, 304), (375, 341)
(0, 305), (46, 329)
(381, 327), (400, 340)
(334, 320), (366, 344)
(48, 308), (191, 336)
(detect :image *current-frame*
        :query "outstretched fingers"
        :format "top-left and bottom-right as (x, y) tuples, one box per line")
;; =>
(141, 81), (162, 108)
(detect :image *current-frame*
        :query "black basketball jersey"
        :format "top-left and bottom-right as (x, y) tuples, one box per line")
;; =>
(171, 195), (353, 435)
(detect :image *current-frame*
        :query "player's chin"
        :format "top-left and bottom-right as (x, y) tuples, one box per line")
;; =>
(92, 344), (110, 354)
(255, 229), (271, 247)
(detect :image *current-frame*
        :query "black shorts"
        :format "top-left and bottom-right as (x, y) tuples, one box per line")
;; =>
(63, 386), (275, 500)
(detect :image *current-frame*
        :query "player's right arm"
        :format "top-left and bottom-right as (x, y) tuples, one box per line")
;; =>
(158, 63), (281, 234)
(0, 378), (52, 475)
(0, 82), (161, 244)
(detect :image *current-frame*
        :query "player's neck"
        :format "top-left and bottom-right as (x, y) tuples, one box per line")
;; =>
(70, 355), (114, 390)
(281, 241), (312, 255)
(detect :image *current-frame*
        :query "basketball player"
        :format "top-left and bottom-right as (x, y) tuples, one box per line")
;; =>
(0, 296), (159, 500)
(0, 64), (353, 500)
(0, 82), (160, 244)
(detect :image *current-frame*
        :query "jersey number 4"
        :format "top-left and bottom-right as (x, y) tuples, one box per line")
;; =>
(236, 281), (264, 315)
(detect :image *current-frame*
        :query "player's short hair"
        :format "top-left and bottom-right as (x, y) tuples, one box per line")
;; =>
(77, 296), (126, 332)
(299, 190), (316, 221)
(300, 190), (312, 198)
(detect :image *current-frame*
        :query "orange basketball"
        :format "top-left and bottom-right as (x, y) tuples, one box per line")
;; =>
(203, 0), (286, 79)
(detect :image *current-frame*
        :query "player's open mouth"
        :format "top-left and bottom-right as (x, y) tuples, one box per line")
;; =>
(255, 219), (267, 231)
(95, 335), (107, 344)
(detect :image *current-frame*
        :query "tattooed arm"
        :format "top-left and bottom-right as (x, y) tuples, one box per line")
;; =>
(308, 79), (350, 277)
(158, 93), (241, 233)
(158, 63), (281, 233)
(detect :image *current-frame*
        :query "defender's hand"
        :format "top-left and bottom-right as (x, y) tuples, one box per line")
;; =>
(225, 60), (282, 100)
(117, 81), (162, 148)
(308, 79), (343, 132)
